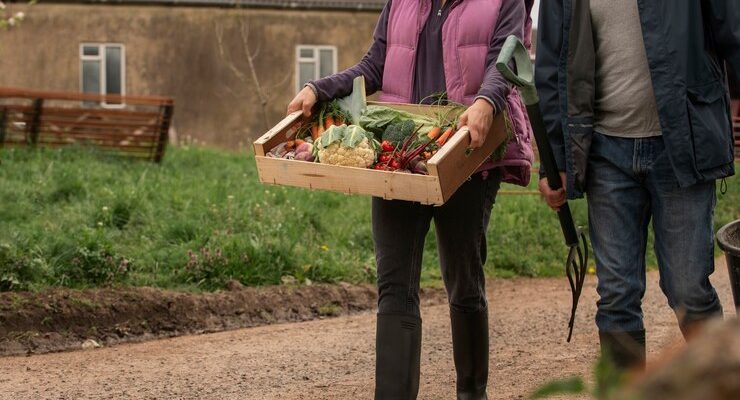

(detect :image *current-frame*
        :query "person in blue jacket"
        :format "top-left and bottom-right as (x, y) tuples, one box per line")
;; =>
(535, 0), (738, 370)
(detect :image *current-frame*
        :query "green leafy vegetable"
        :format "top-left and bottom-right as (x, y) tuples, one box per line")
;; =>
(336, 76), (367, 125)
(343, 125), (371, 148)
(359, 105), (438, 137)
(382, 120), (416, 146)
(317, 124), (348, 148)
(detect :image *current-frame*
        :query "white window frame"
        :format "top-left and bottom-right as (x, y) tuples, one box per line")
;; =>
(79, 43), (126, 108)
(295, 45), (338, 93)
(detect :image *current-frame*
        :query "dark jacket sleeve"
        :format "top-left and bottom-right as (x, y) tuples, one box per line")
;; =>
(309, 1), (390, 101)
(475, 0), (527, 113)
(534, 0), (566, 173)
(706, 0), (740, 88)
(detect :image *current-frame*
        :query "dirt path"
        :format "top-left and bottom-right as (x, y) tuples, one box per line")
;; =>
(1, 261), (734, 400)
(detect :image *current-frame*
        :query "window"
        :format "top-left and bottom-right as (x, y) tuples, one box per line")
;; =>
(80, 43), (125, 107)
(296, 46), (337, 92)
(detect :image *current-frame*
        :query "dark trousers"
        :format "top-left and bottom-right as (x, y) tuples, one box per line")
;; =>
(372, 170), (502, 316)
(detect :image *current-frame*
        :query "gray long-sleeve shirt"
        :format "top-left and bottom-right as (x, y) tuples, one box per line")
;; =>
(310, 0), (530, 112)
(591, 0), (662, 137)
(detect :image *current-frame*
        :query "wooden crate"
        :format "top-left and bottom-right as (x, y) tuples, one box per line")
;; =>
(253, 102), (508, 205)
(0, 87), (173, 162)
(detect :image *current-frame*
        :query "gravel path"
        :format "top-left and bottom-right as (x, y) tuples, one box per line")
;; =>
(0, 259), (734, 400)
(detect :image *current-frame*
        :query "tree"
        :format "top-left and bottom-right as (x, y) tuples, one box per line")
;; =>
(0, 1), (35, 30)
(214, 18), (291, 132)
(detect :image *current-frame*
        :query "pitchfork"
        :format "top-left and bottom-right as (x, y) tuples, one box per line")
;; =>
(495, 35), (589, 342)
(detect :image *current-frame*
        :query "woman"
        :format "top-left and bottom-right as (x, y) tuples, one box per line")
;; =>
(288, 0), (534, 398)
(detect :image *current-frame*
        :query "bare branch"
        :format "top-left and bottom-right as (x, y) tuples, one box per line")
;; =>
(266, 72), (293, 100)
(215, 22), (247, 84)
(237, 17), (271, 129)
(250, 42), (261, 60)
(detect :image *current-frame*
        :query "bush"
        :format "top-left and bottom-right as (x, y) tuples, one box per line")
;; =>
(0, 243), (49, 291)
(54, 240), (130, 287)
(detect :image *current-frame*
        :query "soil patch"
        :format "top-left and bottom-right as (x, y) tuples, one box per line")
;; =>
(0, 282), (447, 356)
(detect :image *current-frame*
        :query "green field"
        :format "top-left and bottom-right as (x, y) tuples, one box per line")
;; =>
(1, 146), (738, 292)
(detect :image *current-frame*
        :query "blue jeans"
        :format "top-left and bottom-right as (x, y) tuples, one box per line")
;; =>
(586, 132), (723, 333)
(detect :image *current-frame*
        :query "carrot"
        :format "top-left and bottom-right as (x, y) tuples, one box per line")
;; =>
(324, 116), (335, 129)
(295, 139), (306, 147)
(311, 123), (320, 140)
(335, 117), (344, 125)
(427, 126), (442, 140)
(435, 127), (454, 146)
(318, 123), (326, 137)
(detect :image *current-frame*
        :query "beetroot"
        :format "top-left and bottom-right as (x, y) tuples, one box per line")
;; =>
(295, 151), (315, 162)
(296, 142), (312, 154)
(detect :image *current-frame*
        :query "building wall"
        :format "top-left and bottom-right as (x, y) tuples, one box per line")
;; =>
(0, 4), (381, 148)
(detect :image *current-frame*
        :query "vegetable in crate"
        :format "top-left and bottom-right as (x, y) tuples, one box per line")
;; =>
(359, 105), (438, 138)
(294, 142), (315, 162)
(382, 119), (416, 147)
(296, 99), (353, 141)
(359, 104), (464, 140)
(314, 124), (379, 168)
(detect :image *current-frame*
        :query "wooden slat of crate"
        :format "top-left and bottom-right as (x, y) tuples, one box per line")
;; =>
(427, 113), (507, 202)
(254, 111), (303, 157)
(257, 157), (444, 204)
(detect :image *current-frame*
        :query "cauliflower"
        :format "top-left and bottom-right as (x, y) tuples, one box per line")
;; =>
(314, 124), (378, 168)
(317, 138), (377, 168)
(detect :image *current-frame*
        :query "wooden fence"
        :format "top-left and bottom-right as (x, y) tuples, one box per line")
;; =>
(0, 87), (174, 162)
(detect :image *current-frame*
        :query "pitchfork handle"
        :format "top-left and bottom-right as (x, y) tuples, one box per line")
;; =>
(526, 103), (580, 247)
(497, 36), (580, 247)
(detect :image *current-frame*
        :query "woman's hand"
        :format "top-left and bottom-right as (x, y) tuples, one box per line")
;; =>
(458, 99), (494, 149)
(287, 86), (317, 117)
(538, 172), (567, 211)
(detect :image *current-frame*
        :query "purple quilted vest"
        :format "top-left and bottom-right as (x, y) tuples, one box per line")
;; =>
(379, 0), (534, 186)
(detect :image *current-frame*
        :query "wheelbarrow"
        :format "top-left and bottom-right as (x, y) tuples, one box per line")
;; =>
(717, 219), (740, 312)
(496, 35), (589, 342)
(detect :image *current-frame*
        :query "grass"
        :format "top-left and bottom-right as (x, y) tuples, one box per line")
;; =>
(0, 146), (738, 292)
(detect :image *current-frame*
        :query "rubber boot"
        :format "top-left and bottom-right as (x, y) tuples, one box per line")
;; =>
(374, 313), (422, 400)
(450, 308), (489, 400)
(599, 330), (646, 371)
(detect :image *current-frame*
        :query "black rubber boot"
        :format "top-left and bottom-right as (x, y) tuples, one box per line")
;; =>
(374, 314), (422, 400)
(599, 330), (646, 371)
(450, 308), (489, 400)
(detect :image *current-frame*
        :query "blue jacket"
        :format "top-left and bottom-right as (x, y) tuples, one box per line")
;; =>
(535, 0), (739, 199)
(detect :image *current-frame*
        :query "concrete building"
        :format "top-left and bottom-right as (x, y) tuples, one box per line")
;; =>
(0, 0), (386, 147)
